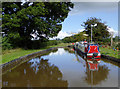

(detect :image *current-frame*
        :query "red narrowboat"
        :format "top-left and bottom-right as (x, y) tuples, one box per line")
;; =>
(75, 41), (101, 63)
(86, 44), (101, 63)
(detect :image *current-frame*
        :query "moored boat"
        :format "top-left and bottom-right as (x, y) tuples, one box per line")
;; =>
(87, 44), (101, 62)
(75, 41), (101, 63)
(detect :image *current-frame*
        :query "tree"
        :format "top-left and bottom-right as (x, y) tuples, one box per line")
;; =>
(113, 36), (119, 42)
(74, 32), (88, 42)
(2, 2), (74, 48)
(82, 17), (110, 42)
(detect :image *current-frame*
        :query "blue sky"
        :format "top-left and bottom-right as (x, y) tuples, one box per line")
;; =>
(55, 2), (118, 39)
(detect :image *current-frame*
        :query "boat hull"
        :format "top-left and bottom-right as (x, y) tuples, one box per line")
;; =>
(74, 43), (101, 61)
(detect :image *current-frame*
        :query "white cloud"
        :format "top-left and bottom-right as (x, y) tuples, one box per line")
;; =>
(51, 31), (72, 40)
(107, 27), (118, 37)
(78, 29), (85, 33)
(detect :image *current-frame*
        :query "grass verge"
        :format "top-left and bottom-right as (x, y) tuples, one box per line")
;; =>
(1, 43), (71, 64)
(99, 47), (119, 59)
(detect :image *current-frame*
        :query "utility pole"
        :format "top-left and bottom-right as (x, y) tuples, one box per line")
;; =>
(91, 24), (97, 43)
(111, 32), (114, 46)
(91, 26), (92, 43)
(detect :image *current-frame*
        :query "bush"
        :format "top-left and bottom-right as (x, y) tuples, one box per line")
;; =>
(2, 34), (62, 50)
(46, 40), (58, 46)
(25, 40), (60, 49)
(2, 37), (13, 50)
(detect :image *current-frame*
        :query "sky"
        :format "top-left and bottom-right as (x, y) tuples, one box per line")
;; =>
(54, 2), (118, 39)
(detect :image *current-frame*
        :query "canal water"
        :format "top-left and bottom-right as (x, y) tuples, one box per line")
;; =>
(2, 48), (119, 87)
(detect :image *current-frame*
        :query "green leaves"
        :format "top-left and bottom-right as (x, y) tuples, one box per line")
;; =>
(82, 17), (110, 42)
(62, 32), (87, 43)
(2, 2), (74, 48)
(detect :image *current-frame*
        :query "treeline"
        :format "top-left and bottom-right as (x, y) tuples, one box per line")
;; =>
(62, 32), (87, 43)
(62, 32), (111, 44)
(2, 37), (62, 50)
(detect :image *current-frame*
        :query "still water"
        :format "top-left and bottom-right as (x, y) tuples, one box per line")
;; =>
(2, 48), (119, 87)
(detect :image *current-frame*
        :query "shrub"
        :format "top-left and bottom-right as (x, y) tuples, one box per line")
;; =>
(2, 37), (13, 50)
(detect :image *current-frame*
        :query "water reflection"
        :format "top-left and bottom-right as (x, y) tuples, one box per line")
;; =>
(64, 48), (75, 54)
(85, 60), (110, 86)
(2, 58), (68, 87)
(49, 48), (66, 56)
(74, 49), (110, 86)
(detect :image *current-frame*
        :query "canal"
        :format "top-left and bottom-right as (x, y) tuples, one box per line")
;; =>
(2, 48), (119, 87)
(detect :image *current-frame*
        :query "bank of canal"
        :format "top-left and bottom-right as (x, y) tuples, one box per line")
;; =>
(2, 48), (119, 87)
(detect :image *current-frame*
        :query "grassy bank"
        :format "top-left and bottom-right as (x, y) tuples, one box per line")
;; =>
(1, 43), (71, 64)
(99, 47), (119, 59)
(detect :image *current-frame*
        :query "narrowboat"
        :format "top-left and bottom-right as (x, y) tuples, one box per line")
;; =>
(74, 41), (101, 63)
(87, 43), (101, 63)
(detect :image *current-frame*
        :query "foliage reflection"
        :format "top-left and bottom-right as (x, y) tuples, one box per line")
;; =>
(85, 60), (110, 85)
(2, 58), (68, 87)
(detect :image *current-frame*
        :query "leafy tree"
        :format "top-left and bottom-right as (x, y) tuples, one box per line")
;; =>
(74, 32), (88, 42)
(113, 36), (119, 42)
(82, 17), (110, 42)
(2, 2), (74, 48)
(112, 36), (120, 49)
(62, 36), (74, 43)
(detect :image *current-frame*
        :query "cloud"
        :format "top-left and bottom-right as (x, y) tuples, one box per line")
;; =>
(78, 29), (85, 32)
(107, 27), (118, 37)
(51, 31), (72, 40)
(69, 2), (118, 15)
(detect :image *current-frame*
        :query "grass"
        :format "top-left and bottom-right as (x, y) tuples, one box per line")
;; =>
(1, 43), (71, 64)
(99, 47), (119, 59)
